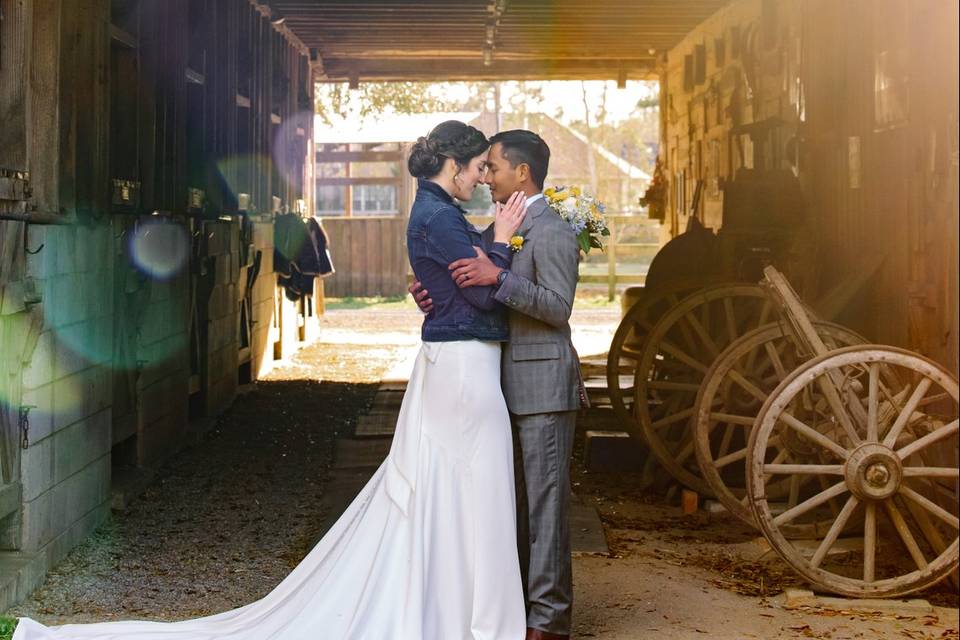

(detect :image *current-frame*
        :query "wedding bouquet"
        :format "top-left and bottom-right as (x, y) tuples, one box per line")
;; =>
(544, 185), (610, 254)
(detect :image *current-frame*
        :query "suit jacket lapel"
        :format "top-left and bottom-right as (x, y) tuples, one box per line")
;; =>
(518, 197), (549, 236)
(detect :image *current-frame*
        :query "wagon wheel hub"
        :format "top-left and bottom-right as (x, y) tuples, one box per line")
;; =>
(844, 442), (903, 501)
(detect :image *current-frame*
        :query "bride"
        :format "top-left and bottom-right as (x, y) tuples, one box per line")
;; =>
(12, 120), (529, 640)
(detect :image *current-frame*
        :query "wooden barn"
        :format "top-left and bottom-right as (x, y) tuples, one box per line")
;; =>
(0, 0), (957, 612)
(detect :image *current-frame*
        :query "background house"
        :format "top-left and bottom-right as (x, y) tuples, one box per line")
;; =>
(314, 110), (652, 298)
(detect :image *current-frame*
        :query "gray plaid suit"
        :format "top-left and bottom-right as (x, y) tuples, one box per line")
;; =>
(484, 195), (581, 635)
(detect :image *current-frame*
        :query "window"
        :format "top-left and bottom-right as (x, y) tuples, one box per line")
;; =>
(352, 185), (397, 215)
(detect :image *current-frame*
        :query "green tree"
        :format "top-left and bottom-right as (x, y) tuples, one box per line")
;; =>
(315, 81), (493, 123)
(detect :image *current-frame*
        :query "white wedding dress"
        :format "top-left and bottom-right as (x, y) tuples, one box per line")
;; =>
(13, 340), (526, 640)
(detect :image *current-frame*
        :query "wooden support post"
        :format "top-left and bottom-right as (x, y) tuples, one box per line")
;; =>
(606, 216), (617, 301)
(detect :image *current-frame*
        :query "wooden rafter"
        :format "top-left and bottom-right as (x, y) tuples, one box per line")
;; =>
(267, 0), (730, 82)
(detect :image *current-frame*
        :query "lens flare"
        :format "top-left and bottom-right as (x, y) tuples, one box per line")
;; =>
(129, 219), (189, 280)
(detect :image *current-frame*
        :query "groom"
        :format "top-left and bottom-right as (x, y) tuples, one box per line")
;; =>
(411, 130), (581, 640)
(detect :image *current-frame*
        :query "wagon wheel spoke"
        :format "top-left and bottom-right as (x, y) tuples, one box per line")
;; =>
(902, 466), (960, 479)
(699, 296), (711, 330)
(621, 345), (644, 361)
(762, 464), (844, 475)
(884, 499), (928, 570)
(647, 380), (701, 392)
(763, 341), (789, 381)
(714, 446), (748, 469)
(740, 302), (774, 375)
(876, 383), (914, 432)
(657, 340), (711, 374)
(674, 439), (696, 466)
(756, 299), (773, 331)
(897, 419), (958, 460)
(682, 311), (720, 360)
(882, 378), (934, 448)
(867, 363), (880, 442)
(778, 411), (849, 460)
(716, 422), (736, 459)
(817, 473), (842, 518)
(651, 407), (696, 430)
(773, 481), (847, 526)
(918, 392), (951, 408)
(650, 393), (683, 421)
(902, 497), (955, 584)
(864, 502), (877, 582)
(810, 495), (860, 568)
(898, 486), (960, 530)
(762, 447), (790, 483)
(709, 412), (756, 426)
(727, 369), (768, 403)
(787, 472), (801, 509)
(722, 297), (739, 345)
(814, 374), (863, 449)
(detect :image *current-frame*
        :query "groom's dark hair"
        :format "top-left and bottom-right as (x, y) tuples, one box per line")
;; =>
(489, 130), (550, 190)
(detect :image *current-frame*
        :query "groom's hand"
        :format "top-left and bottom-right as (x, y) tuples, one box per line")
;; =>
(449, 247), (502, 288)
(408, 280), (433, 313)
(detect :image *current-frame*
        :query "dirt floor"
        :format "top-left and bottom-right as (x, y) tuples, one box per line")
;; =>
(7, 297), (960, 639)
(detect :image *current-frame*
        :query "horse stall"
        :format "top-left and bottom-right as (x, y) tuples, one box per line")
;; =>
(0, 0), (322, 608)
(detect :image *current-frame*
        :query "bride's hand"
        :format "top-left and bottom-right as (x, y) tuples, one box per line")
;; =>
(493, 191), (527, 244)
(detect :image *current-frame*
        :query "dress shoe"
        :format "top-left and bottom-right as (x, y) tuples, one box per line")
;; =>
(525, 628), (569, 640)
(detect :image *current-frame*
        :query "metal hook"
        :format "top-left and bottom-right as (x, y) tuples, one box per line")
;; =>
(23, 225), (44, 254)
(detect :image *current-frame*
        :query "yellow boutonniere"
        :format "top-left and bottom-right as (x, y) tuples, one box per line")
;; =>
(509, 234), (525, 252)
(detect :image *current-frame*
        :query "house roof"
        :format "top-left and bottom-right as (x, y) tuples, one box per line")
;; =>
(314, 111), (483, 144)
(564, 125), (652, 181)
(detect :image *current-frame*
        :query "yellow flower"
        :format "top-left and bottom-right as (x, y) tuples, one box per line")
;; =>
(552, 190), (570, 201)
(509, 234), (525, 252)
(543, 187), (556, 198)
(570, 186), (582, 197)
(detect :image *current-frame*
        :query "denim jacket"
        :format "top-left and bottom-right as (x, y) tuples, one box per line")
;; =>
(407, 180), (512, 342)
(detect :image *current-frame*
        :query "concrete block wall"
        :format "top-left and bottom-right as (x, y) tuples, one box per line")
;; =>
(130, 223), (191, 466)
(202, 222), (240, 417)
(250, 222), (277, 379)
(3, 213), (328, 610)
(11, 221), (114, 585)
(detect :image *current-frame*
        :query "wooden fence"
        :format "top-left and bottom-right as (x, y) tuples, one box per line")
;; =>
(321, 216), (408, 297)
(468, 213), (661, 300)
(319, 213), (661, 299)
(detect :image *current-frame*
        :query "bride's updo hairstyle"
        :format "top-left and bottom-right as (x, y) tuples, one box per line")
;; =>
(407, 120), (489, 179)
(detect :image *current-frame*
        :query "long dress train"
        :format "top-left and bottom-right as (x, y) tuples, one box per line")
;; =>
(13, 340), (526, 640)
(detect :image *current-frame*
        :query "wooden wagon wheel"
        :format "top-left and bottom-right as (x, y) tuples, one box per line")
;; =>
(635, 283), (771, 494)
(606, 277), (726, 436)
(747, 345), (959, 597)
(693, 321), (867, 532)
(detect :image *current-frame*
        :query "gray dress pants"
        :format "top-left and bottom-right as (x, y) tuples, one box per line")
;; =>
(512, 410), (577, 635)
